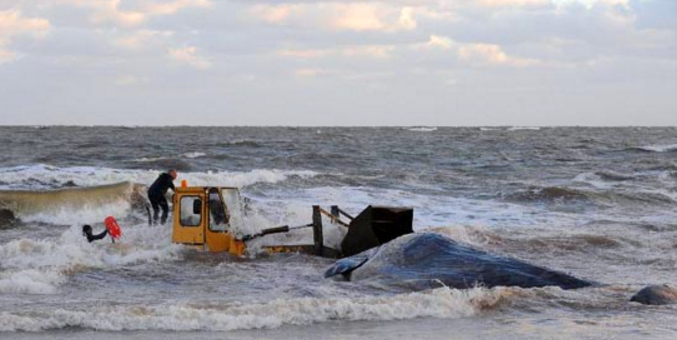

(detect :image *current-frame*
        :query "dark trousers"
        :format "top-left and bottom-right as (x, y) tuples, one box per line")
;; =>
(149, 194), (169, 225)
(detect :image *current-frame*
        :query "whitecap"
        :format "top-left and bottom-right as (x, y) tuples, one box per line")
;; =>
(636, 143), (677, 153)
(507, 126), (541, 131)
(0, 286), (506, 331)
(407, 127), (438, 132)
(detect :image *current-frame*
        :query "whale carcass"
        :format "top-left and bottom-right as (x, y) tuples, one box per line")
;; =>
(325, 233), (593, 290)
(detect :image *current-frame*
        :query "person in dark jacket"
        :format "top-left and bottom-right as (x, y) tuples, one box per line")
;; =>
(82, 224), (108, 243)
(147, 169), (177, 225)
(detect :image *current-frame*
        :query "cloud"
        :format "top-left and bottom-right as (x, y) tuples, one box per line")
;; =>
(56, 0), (212, 27)
(56, 0), (144, 27)
(250, 3), (296, 24)
(113, 29), (174, 49)
(293, 67), (388, 83)
(330, 4), (416, 31)
(168, 46), (212, 69)
(423, 35), (454, 50)
(144, 0), (212, 16)
(279, 45), (394, 59)
(250, 3), (417, 32)
(477, 0), (551, 8)
(457, 43), (539, 67)
(409, 34), (539, 67)
(0, 10), (50, 64)
(294, 68), (337, 77)
(279, 33), (538, 68)
(1, 0), (675, 125)
(278, 49), (330, 59)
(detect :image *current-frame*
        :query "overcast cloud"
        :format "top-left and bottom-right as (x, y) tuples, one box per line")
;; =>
(0, 0), (675, 126)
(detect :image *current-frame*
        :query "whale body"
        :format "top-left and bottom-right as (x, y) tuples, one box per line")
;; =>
(325, 233), (593, 290)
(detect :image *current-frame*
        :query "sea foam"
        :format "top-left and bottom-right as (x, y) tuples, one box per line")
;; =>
(0, 286), (508, 332)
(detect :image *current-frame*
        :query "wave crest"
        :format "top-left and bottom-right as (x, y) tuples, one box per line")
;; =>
(628, 143), (677, 153)
(0, 286), (510, 332)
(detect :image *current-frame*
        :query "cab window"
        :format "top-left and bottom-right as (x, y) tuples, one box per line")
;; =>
(208, 188), (229, 231)
(221, 188), (244, 232)
(180, 196), (201, 226)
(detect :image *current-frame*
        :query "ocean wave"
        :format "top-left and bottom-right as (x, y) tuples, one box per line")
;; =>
(0, 164), (319, 191)
(0, 182), (143, 224)
(594, 171), (636, 182)
(134, 152), (207, 163)
(507, 126), (541, 131)
(504, 186), (675, 207)
(181, 152), (206, 159)
(0, 286), (509, 332)
(0, 269), (65, 295)
(130, 152), (207, 171)
(428, 225), (504, 248)
(0, 166), (317, 225)
(214, 139), (266, 148)
(523, 234), (622, 252)
(131, 158), (194, 171)
(572, 171), (636, 189)
(0, 225), (183, 295)
(504, 187), (590, 204)
(407, 127), (438, 132)
(628, 143), (677, 153)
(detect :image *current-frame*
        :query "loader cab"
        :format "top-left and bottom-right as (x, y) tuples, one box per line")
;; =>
(172, 186), (246, 255)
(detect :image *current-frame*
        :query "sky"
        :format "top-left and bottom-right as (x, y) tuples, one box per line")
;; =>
(0, 0), (675, 126)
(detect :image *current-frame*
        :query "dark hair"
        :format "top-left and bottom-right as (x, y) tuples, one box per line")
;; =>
(82, 224), (92, 236)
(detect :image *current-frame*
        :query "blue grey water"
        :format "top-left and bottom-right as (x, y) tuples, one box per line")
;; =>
(1, 126), (676, 339)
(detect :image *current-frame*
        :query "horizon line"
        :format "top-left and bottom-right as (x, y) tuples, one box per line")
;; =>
(1, 125), (676, 128)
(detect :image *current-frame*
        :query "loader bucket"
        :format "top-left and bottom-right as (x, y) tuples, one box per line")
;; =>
(340, 206), (413, 257)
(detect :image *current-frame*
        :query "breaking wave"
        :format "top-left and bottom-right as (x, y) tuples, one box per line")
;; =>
(0, 224), (182, 296)
(0, 165), (318, 224)
(0, 182), (144, 225)
(428, 225), (504, 248)
(504, 187), (590, 204)
(216, 139), (266, 148)
(593, 171), (636, 182)
(182, 152), (206, 159)
(627, 143), (677, 153)
(131, 152), (208, 170)
(0, 286), (510, 332)
(407, 127), (438, 132)
(0, 164), (318, 190)
(504, 186), (675, 207)
(507, 126), (541, 131)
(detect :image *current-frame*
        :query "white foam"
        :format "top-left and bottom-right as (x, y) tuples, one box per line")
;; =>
(134, 152), (207, 162)
(408, 127), (438, 132)
(507, 126), (541, 131)
(428, 225), (500, 248)
(571, 172), (614, 190)
(181, 152), (206, 159)
(267, 186), (575, 231)
(0, 269), (65, 295)
(18, 199), (133, 225)
(0, 164), (318, 190)
(0, 286), (505, 331)
(638, 143), (677, 153)
(0, 223), (183, 295)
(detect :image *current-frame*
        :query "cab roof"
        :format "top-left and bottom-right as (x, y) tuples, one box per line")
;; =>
(175, 186), (240, 193)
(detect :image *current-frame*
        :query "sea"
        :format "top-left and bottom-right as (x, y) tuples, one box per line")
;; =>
(1, 126), (676, 339)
